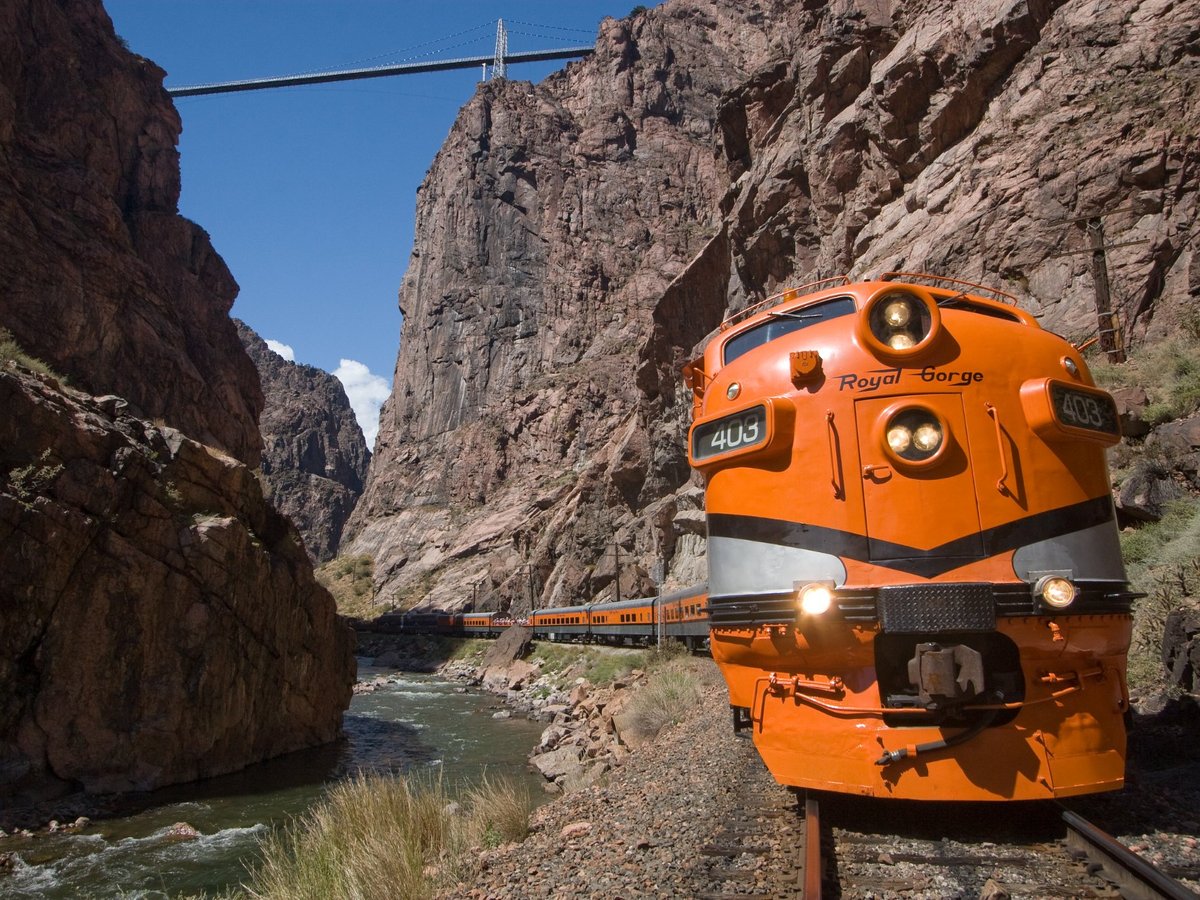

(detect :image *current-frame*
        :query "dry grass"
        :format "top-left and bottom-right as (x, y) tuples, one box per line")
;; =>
(1090, 329), (1200, 427)
(623, 664), (702, 740)
(315, 554), (376, 618)
(1121, 500), (1200, 689)
(243, 771), (533, 900)
(0, 328), (60, 379)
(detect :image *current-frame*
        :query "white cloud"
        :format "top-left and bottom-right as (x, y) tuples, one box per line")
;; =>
(264, 339), (295, 362)
(333, 359), (391, 448)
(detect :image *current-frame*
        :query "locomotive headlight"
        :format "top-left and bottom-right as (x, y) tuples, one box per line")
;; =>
(860, 288), (941, 360)
(887, 424), (913, 453)
(912, 423), (942, 453)
(883, 299), (912, 328)
(1036, 575), (1078, 609)
(882, 409), (945, 464)
(797, 583), (833, 615)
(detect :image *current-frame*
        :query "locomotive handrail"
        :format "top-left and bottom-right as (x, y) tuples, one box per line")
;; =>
(754, 675), (1091, 725)
(985, 403), (1012, 496)
(825, 411), (844, 499)
(879, 272), (1020, 305)
(719, 276), (852, 331)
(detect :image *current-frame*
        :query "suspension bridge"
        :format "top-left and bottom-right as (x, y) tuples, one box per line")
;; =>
(167, 19), (593, 98)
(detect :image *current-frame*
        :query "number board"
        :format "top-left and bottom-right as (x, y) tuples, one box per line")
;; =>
(692, 405), (768, 461)
(1050, 383), (1119, 436)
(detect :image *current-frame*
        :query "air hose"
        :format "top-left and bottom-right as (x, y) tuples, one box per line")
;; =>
(874, 699), (1002, 766)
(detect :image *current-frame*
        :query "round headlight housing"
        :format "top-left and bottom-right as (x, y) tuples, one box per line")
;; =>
(860, 288), (941, 359)
(797, 583), (833, 615)
(1036, 575), (1077, 609)
(883, 408), (946, 465)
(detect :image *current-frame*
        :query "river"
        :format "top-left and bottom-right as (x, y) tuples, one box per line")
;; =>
(0, 663), (547, 898)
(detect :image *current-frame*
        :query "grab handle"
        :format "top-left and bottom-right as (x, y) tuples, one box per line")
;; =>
(825, 411), (844, 499)
(985, 403), (1010, 496)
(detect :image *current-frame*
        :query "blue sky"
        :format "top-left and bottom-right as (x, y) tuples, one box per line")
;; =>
(104, 1), (660, 444)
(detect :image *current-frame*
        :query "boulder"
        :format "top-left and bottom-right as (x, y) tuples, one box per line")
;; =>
(1164, 608), (1200, 692)
(530, 745), (584, 781)
(480, 626), (532, 670)
(1111, 386), (1151, 439)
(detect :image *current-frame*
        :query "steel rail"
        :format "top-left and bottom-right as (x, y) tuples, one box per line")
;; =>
(804, 793), (823, 899)
(1061, 809), (1197, 900)
(168, 47), (593, 97)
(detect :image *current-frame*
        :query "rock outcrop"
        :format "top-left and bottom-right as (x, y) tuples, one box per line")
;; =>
(0, 0), (355, 818)
(346, 0), (1199, 612)
(236, 321), (370, 562)
(0, 367), (355, 813)
(0, 0), (262, 465)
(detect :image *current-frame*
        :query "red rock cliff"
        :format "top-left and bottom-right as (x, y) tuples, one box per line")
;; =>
(345, 0), (1199, 612)
(0, 0), (261, 464)
(0, 0), (354, 820)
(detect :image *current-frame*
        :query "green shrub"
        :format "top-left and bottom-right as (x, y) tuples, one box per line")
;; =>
(1090, 335), (1200, 425)
(7, 449), (63, 504)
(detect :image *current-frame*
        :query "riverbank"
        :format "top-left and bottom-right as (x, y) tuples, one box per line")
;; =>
(358, 632), (1200, 899)
(359, 629), (711, 794)
(0, 663), (546, 899)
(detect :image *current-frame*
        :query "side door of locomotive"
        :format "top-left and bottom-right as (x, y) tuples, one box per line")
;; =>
(854, 394), (984, 575)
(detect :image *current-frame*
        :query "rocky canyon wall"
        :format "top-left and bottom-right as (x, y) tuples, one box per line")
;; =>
(0, 0), (261, 464)
(0, 0), (354, 819)
(347, 0), (1199, 613)
(237, 321), (370, 563)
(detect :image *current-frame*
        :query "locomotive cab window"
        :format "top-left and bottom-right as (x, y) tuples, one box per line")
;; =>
(724, 296), (857, 365)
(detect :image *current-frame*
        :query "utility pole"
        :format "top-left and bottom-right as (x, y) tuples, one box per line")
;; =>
(1045, 205), (1148, 363)
(612, 542), (621, 605)
(1086, 218), (1126, 363)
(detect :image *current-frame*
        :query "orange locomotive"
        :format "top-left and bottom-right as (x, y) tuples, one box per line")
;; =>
(685, 274), (1135, 801)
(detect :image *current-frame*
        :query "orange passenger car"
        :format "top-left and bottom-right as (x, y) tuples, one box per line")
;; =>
(686, 274), (1135, 801)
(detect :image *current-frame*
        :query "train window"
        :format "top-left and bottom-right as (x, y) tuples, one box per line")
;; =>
(724, 296), (857, 365)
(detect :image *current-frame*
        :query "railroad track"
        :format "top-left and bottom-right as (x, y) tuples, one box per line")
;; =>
(1061, 808), (1198, 900)
(688, 755), (1197, 900)
(689, 734), (816, 898)
(819, 794), (1197, 899)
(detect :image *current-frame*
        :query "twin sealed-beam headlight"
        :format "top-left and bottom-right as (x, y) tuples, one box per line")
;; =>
(859, 288), (941, 359)
(797, 582), (834, 615)
(870, 291), (933, 351)
(882, 407), (947, 465)
(1036, 575), (1078, 609)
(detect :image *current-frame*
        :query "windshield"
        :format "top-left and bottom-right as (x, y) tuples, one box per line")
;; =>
(723, 296), (857, 364)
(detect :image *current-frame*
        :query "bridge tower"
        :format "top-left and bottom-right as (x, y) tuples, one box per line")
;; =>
(492, 19), (508, 80)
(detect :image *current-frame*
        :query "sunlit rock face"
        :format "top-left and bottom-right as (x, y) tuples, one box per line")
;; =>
(237, 321), (370, 563)
(0, 0), (356, 819)
(0, 0), (261, 464)
(347, 0), (1198, 613)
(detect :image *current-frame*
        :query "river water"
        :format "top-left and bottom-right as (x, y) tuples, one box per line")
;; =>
(0, 664), (547, 898)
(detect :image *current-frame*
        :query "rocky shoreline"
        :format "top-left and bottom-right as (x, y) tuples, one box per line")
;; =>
(358, 631), (1200, 898)
(358, 629), (677, 795)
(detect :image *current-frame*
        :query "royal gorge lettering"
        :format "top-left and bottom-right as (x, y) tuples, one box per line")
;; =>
(837, 367), (984, 392)
(837, 368), (901, 391)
